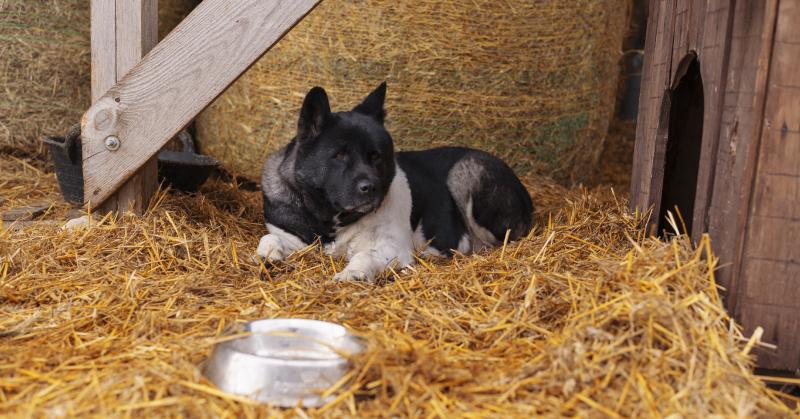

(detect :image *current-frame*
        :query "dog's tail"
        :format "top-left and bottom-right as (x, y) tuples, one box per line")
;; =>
(446, 152), (533, 249)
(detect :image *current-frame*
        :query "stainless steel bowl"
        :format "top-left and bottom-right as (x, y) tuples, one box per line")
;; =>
(203, 318), (363, 408)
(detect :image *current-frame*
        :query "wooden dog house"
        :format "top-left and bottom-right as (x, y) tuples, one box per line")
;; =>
(631, 1), (799, 371)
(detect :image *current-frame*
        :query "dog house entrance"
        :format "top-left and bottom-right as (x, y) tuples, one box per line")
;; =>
(657, 55), (704, 237)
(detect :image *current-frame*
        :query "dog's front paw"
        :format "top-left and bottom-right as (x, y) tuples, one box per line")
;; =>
(333, 268), (373, 283)
(256, 234), (288, 262)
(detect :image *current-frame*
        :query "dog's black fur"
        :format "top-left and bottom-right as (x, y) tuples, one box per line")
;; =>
(258, 82), (533, 280)
(398, 146), (533, 255)
(260, 84), (396, 244)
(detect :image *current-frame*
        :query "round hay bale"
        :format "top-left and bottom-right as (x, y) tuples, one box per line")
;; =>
(0, 0), (198, 157)
(0, 0), (90, 156)
(195, 0), (629, 184)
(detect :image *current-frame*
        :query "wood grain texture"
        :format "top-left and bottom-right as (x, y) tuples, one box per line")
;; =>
(706, 0), (779, 307)
(630, 0), (733, 240)
(96, 0), (160, 215)
(631, 0), (800, 370)
(738, 303), (800, 370)
(690, 0), (733, 240)
(736, 0), (800, 371)
(81, 0), (320, 206)
(116, 0), (158, 76)
(1, 204), (51, 221)
(90, 0), (116, 102)
(630, 0), (672, 222)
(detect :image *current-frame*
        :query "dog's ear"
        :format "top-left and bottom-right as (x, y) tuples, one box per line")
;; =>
(298, 86), (332, 140)
(352, 81), (387, 123)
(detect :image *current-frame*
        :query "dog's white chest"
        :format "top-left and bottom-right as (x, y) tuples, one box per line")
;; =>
(325, 167), (414, 265)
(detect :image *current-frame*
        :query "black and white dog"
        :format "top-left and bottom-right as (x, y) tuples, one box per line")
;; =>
(257, 83), (533, 281)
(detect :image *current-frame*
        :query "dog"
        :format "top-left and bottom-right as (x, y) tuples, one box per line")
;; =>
(257, 82), (533, 282)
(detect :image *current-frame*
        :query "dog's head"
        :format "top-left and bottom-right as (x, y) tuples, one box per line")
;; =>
(292, 82), (396, 217)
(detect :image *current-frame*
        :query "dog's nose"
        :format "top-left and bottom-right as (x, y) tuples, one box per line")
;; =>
(357, 179), (375, 195)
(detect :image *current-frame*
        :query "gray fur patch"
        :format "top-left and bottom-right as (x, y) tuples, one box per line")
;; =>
(446, 156), (485, 207)
(261, 145), (296, 205)
(446, 157), (498, 250)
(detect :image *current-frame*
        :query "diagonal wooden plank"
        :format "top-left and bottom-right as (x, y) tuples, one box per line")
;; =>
(81, 0), (321, 206)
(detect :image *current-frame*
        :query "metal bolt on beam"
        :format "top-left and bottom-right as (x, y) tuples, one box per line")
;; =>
(104, 136), (121, 151)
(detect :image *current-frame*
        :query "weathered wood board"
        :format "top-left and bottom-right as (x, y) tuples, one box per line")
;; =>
(631, 0), (800, 370)
(90, 0), (117, 102)
(81, 0), (320, 207)
(630, 0), (732, 238)
(734, 0), (800, 371)
(705, 0), (779, 315)
(1, 204), (52, 222)
(89, 0), (160, 214)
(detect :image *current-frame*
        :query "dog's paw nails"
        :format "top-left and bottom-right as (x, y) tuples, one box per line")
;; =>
(333, 269), (371, 282)
(251, 254), (272, 266)
(322, 243), (336, 255)
(256, 234), (286, 262)
(400, 266), (416, 275)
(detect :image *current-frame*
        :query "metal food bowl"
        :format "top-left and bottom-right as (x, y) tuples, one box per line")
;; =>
(203, 319), (363, 408)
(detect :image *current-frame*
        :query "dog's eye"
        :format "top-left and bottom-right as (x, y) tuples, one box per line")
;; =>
(334, 151), (347, 161)
(369, 152), (381, 163)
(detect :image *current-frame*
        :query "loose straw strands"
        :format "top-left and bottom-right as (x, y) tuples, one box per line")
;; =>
(0, 156), (795, 417)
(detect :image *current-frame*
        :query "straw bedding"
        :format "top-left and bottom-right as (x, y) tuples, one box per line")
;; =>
(0, 0), (197, 157)
(1, 154), (796, 417)
(196, 0), (629, 185)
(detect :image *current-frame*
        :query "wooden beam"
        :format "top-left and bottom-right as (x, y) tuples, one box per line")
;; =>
(116, 0), (159, 76)
(81, 0), (320, 206)
(88, 0), (159, 214)
(629, 0), (673, 221)
(90, 0), (116, 101)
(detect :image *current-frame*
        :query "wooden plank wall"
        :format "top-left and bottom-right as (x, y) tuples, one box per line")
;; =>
(635, 0), (799, 370)
(706, 1), (779, 317)
(630, 0), (671, 219)
(689, 1), (735, 240)
(630, 0), (732, 238)
(733, 0), (800, 371)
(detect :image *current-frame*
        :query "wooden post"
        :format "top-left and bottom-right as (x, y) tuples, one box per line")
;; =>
(89, 0), (159, 214)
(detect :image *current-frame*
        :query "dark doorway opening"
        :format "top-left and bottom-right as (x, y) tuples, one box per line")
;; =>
(658, 55), (704, 237)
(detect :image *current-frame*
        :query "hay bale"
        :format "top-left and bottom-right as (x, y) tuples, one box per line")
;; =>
(195, 0), (629, 184)
(0, 0), (198, 157)
(0, 0), (90, 156)
(157, 0), (201, 41)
